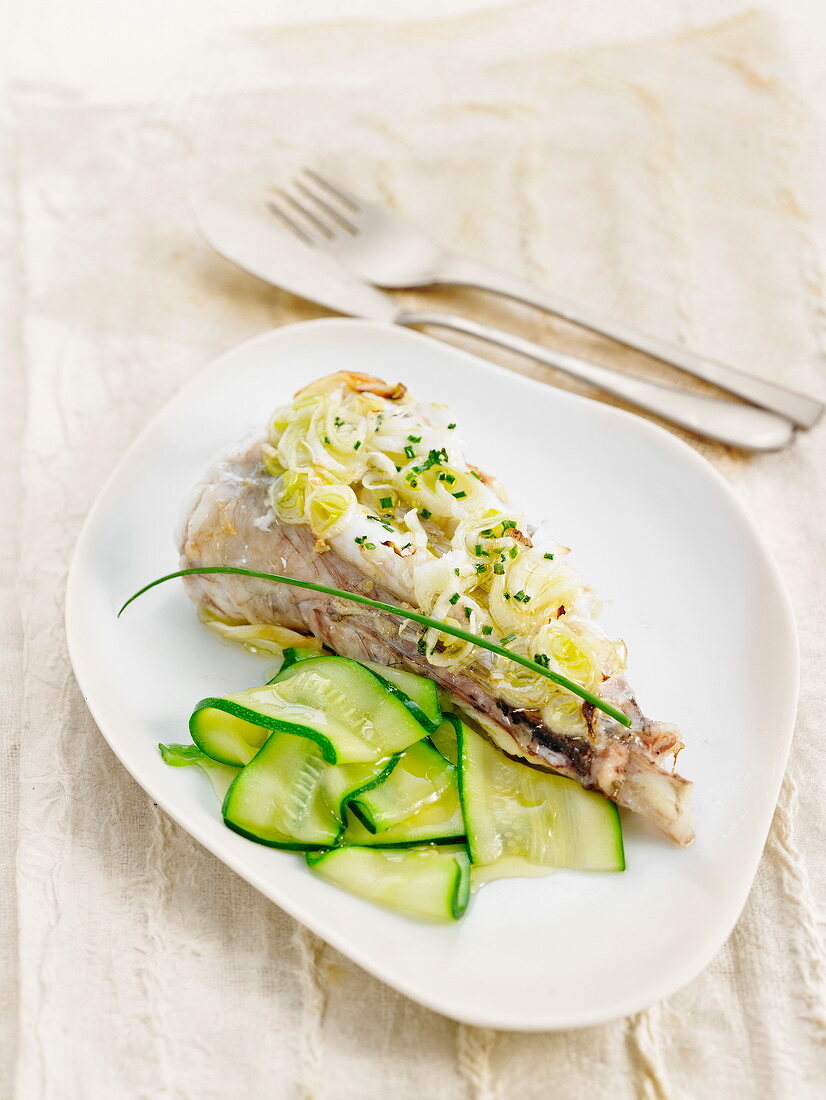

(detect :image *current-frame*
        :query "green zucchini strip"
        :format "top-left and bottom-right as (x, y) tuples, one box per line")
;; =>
(341, 780), (466, 848)
(456, 717), (625, 872)
(191, 656), (435, 766)
(348, 739), (456, 834)
(306, 846), (471, 921)
(158, 742), (240, 801)
(222, 732), (342, 850)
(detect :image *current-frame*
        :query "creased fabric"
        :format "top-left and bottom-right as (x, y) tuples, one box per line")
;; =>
(4, 5), (826, 1098)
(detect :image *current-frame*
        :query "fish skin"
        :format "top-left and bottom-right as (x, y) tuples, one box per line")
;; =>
(180, 437), (693, 846)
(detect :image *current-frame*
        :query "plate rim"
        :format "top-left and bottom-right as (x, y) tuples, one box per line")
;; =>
(65, 317), (800, 1030)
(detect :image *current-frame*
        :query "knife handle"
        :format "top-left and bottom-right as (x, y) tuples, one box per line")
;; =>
(432, 254), (823, 430)
(397, 309), (794, 452)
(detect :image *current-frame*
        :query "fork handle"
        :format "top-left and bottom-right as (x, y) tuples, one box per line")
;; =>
(431, 255), (823, 429)
(396, 309), (794, 452)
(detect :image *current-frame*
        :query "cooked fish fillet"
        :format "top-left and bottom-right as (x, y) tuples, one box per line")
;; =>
(179, 386), (693, 846)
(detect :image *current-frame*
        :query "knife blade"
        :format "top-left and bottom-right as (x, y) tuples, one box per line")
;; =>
(195, 192), (400, 323)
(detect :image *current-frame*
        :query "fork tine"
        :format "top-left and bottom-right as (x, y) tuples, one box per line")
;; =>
(302, 168), (361, 213)
(266, 197), (318, 247)
(294, 178), (358, 235)
(276, 187), (336, 240)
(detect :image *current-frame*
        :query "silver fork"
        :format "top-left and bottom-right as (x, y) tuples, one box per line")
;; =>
(234, 187), (793, 450)
(268, 168), (823, 430)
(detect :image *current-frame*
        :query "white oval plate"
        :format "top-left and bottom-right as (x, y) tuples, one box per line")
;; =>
(66, 319), (798, 1030)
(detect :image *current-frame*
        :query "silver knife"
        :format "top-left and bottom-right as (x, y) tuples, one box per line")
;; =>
(194, 192), (794, 452)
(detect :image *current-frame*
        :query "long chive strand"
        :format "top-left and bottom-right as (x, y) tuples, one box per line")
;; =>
(118, 566), (631, 727)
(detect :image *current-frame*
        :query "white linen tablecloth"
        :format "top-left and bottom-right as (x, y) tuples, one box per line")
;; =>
(3, 4), (825, 1096)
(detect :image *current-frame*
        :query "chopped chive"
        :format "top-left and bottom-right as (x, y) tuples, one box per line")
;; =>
(500, 633), (517, 645)
(407, 434), (421, 443)
(405, 473), (418, 487)
(534, 653), (550, 668)
(481, 625), (493, 636)
(364, 542), (376, 550)
(119, 567), (633, 726)
(447, 423), (456, 429)
(379, 496), (392, 509)
(509, 546), (518, 559)
(504, 592), (510, 600)
(474, 543), (489, 557)
(404, 444), (415, 460)
(475, 563), (487, 574)
(544, 552), (555, 560)
(417, 635), (427, 655)
(323, 436), (331, 445)
(514, 590), (527, 602)
(470, 470), (481, 480)
(353, 441), (361, 450)
(413, 448), (448, 474)
(493, 563), (505, 575)
(420, 508), (432, 520)
(453, 490), (467, 499)
(464, 607), (472, 619)
(454, 568), (461, 576)
(354, 536), (366, 545)
(449, 593), (460, 605)
(334, 417), (345, 428)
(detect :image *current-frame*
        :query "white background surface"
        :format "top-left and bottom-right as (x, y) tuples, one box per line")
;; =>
(2, 2), (825, 1098)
